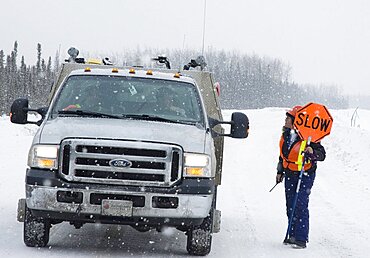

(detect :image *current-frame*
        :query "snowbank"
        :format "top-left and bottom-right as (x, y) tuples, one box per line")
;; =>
(1, 108), (369, 257)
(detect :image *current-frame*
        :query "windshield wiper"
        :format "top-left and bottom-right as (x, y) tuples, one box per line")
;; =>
(121, 114), (177, 122)
(57, 110), (198, 125)
(122, 114), (199, 125)
(57, 110), (121, 119)
(121, 114), (196, 125)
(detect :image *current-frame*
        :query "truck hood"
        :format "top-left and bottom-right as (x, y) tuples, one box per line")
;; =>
(37, 117), (206, 153)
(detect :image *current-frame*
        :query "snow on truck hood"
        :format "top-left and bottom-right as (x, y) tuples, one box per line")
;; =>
(37, 117), (206, 153)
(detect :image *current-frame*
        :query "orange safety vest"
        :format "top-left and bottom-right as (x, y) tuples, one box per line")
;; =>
(279, 136), (312, 172)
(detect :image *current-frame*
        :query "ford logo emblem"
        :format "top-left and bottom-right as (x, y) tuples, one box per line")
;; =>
(109, 159), (132, 168)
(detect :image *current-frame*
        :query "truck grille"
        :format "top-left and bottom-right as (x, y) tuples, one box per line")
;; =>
(59, 139), (182, 187)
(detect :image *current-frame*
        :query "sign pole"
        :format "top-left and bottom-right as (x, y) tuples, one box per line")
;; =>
(284, 136), (312, 242)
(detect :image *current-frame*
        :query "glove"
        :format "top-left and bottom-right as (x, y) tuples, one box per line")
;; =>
(276, 173), (284, 184)
(63, 104), (81, 111)
(304, 151), (317, 163)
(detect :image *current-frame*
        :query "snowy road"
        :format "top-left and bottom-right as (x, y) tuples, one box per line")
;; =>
(1, 108), (369, 257)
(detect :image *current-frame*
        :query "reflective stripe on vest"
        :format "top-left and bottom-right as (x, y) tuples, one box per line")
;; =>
(295, 140), (307, 171)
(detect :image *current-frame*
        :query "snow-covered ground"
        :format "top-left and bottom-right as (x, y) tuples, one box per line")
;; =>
(1, 108), (369, 257)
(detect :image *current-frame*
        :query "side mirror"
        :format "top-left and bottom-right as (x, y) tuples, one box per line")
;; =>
(10, 98), (29, 124)
(209, 112), (249, 139)
(10, 98), (48, 126)
(230, 112), (249, 138)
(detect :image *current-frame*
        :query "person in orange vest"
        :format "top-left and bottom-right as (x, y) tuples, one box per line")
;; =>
(276, 105), (326, 248)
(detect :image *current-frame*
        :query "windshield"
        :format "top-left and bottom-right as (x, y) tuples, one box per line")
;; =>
(51, 75), (205, 125)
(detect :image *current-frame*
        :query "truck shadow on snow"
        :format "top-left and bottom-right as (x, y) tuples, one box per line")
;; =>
(43, 223), (189, 256)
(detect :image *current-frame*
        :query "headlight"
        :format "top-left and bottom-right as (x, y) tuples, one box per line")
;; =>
(184, 153), (211, 177)
(28, 145), (59, 169)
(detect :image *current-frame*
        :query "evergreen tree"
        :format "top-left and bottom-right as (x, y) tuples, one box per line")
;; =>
(19, 56), (27, 97)
(0, 50), (4, 70)
(54, 49), (60, 73)
(0, 50), (5, 113)
(36, 43), (42, 74)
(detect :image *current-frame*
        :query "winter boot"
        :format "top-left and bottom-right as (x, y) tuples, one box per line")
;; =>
(283, 238), (295, 245)
(292, 240), (307, 249)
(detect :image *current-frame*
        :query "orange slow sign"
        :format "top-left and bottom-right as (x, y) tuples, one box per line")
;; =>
(293, 103), (333, 143)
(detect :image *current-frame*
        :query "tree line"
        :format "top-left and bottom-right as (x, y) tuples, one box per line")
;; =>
(0, 42), (57, 114)
(0, 42), (348, 114)
(116, 47), (348, 109)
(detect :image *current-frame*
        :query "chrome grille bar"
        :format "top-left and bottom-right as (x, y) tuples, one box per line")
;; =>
(59, 139), (182, 187)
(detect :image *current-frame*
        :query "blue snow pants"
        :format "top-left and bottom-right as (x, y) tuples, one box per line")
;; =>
(285, 171), (316, 242)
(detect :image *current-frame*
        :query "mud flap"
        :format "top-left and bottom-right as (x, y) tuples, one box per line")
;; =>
(17, 198), (26, 222)
(212, 209), (221, 233)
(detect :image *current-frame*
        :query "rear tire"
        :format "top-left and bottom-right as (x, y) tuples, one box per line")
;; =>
(23, 206), (50, 247)
(186, 214), (213, 256)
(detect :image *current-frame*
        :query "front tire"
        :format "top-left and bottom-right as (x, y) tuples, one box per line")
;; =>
(186, 214), (213, 256)
(23, 206), (50, 247)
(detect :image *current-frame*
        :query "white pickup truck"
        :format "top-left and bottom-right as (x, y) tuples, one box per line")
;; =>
(10, 52), (249, 256)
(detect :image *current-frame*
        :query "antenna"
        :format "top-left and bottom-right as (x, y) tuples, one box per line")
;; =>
(58, 44), (61, 61)
(179, 34), (186, 71)
(183, 34), (186, 50)
(201, 0), (207, 56)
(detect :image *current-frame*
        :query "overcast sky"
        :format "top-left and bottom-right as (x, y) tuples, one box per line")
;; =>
(1, 0), (370, 95)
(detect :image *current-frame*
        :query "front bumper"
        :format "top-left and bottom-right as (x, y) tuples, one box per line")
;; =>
(24, 168), (215, 227)
(26, 185), (212, 219)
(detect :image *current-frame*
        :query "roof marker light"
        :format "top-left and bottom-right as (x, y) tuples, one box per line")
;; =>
(112, 68), (119, 73)
(84, 67), (91, 72)
(129, 68), (135, 74)
(174, 73), (181, 78)
(87, 58), (102, 65)
(146, 70), (153, 75)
